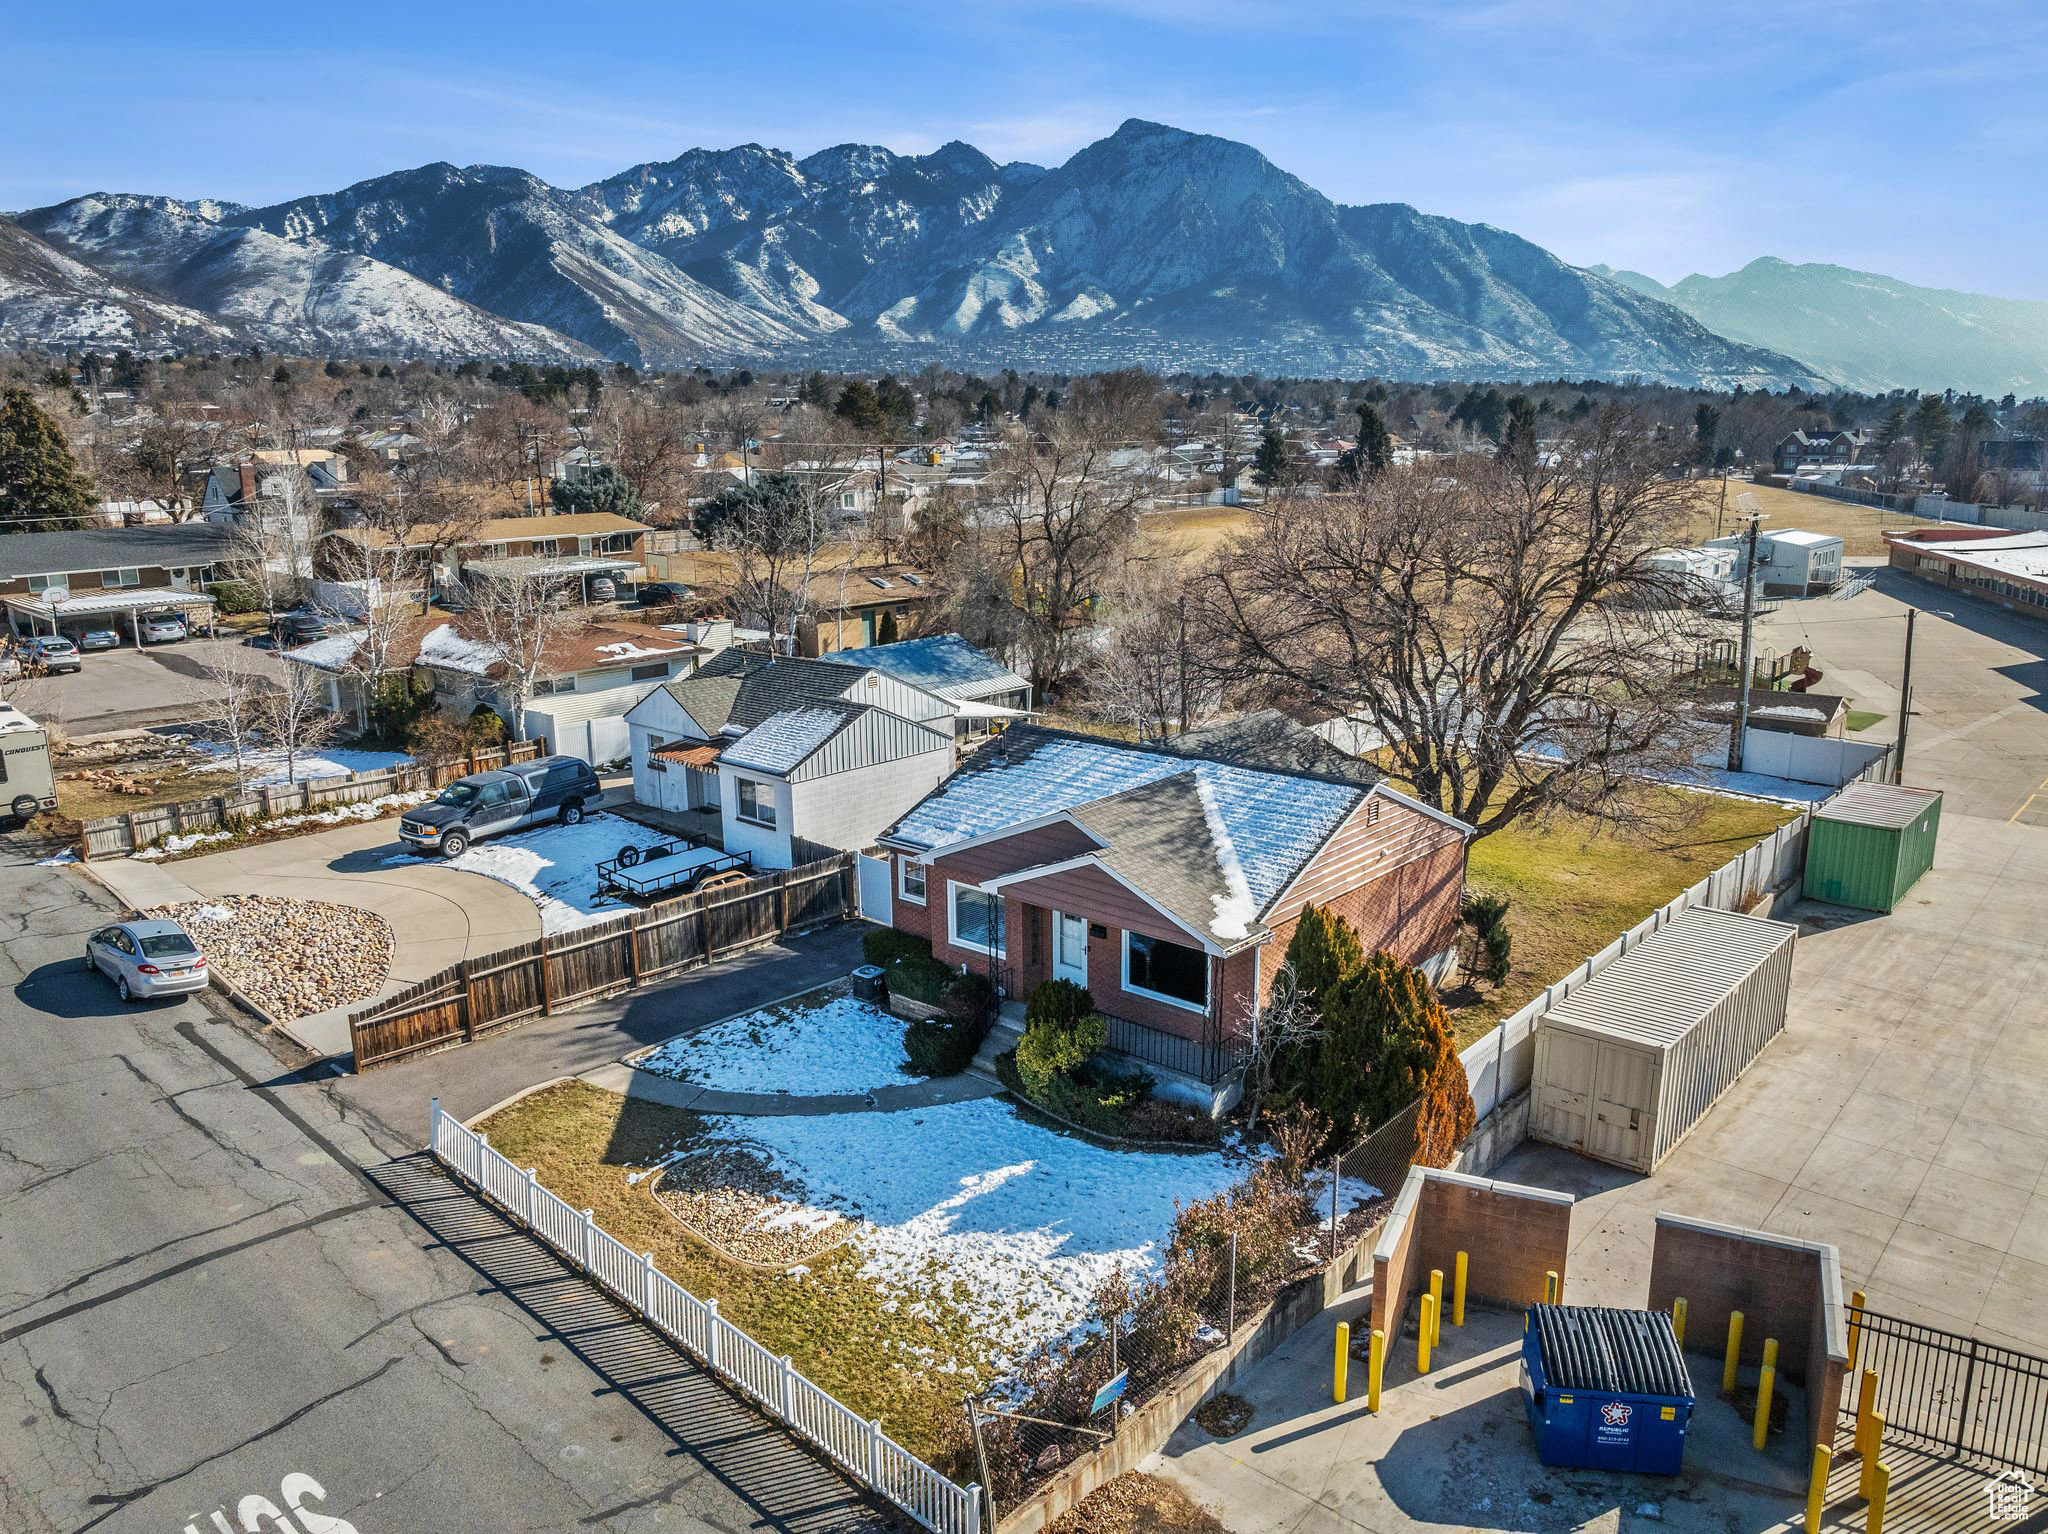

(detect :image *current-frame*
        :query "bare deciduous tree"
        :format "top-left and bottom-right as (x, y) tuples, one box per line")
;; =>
(1086, 555), (1224, 740)
(1206, 406), (1713, 839)
(257, 656), (342, 785)
(468, 573), (589, 743)
(1233, 961), (1325, 1139)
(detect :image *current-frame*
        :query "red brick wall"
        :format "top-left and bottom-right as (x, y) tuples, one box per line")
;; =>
(1261, 836), (1467, 1006)
(1371, 1168), (1573, 1339)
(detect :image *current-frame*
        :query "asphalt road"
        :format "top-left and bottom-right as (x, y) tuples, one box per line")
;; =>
(0, 841), (888, 1534)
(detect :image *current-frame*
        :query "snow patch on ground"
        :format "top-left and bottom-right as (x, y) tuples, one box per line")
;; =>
(431, 812), (672, 933)
(694, 1097), (1246, 1370)
(189, 741), (413, 786)
(636, 995), (917, 1096)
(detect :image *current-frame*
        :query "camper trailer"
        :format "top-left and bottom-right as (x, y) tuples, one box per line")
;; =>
(0, 700), (58, 824)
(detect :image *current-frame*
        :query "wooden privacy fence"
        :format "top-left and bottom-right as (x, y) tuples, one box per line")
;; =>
(429, 1100), (981, 1533)
(1459, 747), (1893, 1122)
(78, 740), (542, 858)
(350, 851), (857, 1069)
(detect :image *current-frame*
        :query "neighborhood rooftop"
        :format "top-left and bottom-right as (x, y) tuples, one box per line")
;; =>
(823, 631), (1028, 700)
(658, 649), (925, 735)
(0, 523), (238, 574)
(716, 704), (864, 775)
(885, 725), (1370, 915)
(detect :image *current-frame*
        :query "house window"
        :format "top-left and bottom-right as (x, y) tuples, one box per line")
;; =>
(899, 858), (927, 904)
(948, 881), (1005, 957)
(840, 491), (858, 511)
(736, 777), (776, 828)
(629, 662), (668, 682)
(25, 574), (53, 593)
(536, 675), (577, 695)
(101, 568), (141, 587)
(1124, 931), (1209, 1012)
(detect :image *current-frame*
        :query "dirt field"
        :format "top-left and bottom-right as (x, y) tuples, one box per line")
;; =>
(1138, 504), (1257, 559)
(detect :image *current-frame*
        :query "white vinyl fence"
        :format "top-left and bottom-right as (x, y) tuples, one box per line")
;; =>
(1460, 749), (1892, 1122)
(428, 1101), (981, 1534)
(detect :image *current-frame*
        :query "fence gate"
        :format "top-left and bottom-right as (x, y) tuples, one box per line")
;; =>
(1845, 1305), (2048, 1473)
(855, 852), (892, 925)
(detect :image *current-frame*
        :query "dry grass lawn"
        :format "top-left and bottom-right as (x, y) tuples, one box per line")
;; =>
(475, 1080), (993, 1474)
(1447, 789), (1800, 1045)
(1138, 504), (1256, 559)
(1677, 478), (1905, 557)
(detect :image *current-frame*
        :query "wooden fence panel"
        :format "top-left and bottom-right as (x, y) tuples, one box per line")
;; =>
(350, 852), (856, 1069)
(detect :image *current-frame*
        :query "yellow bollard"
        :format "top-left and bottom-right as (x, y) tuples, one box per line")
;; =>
(1753, 1337), (1779, 1451)
(1418, 1294), (1435, 1374)
(1367, 1328), (1385, 1413)
(1333, 1321), (1350, 1403)
(1453, 1251), (1468, 1328)
(1544, 1269), (1560, 1304)
(1429, 1269), (1443, 1346)
(1804, 1443), (1831, 1534)
(1866, 1461), (1891, 1533)
(1671, 1296), (1688, 1346)
(1847, 1288), (1866, 1371)
(1722, 1310), (1745, 1395)
(1855, 1368), (1879, 1460)
(1859, 1413), (1887, 1501)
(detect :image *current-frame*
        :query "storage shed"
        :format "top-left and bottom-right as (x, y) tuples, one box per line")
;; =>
(1531, 907), (1797, 1173)
(1802, 782), (1942, 913)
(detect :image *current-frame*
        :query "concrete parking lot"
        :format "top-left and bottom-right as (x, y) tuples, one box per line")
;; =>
(16, 633), (288, 731)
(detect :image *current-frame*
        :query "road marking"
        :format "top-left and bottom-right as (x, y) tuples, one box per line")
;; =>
(2015, 794), (2040, 824)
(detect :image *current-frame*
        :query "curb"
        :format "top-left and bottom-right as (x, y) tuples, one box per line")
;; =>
(464, 1074), (580, 1129)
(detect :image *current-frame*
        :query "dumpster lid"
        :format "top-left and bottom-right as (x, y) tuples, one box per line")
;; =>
(1529, 1306), (1693, 1399)
(1814, 781), (1941, 830)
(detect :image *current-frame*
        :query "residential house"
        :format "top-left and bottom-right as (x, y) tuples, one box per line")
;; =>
(1707, 527), (1844, 594)
(200, 450), (349, 520)
(287, 616), (711, 762)
(793, 564), (940, 655)
(1773, 430), (1872, 476)
(822, 632), (1031, 738)
(624, 649), (955, 869)
(0, 523), (234, 642)
(874, 727), (1473, 1106)
(316, 512), (648, 603)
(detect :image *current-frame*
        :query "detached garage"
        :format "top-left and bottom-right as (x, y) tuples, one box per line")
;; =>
(1531, 907), (1797, 1174)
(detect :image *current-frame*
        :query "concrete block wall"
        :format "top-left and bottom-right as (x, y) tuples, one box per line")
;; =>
(1646, 1213), (1848, 1452)
(1371, 1167), (1573, 1340)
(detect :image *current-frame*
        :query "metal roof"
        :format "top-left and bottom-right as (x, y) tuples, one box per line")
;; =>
(718, 704), (860, 775)
(4, 589), (216, 617)
(1542, 907), (1796, 1050)
(823, 632), (1028, 702)
(1814, 781), (1941, 831)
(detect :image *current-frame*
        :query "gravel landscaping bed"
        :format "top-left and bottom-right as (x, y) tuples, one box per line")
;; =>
(646, 1145), (849, 1269)
(152, 896), (394, 1020)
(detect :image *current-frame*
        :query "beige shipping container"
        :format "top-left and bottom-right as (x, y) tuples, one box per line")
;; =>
(1530, 906), (1797, 1174)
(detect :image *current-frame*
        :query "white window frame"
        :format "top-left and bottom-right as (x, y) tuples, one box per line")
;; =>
(629, 661), (669, 682)
(946, 879), (1005, 958)
(101, 568), (141, 587)
(898, 857), (927, 904)
(735, 776), (776, 828)
(25, 574), (53, 593)
(1122, 930), (1211, 1014)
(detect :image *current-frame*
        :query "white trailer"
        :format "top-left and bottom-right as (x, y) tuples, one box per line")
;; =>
(0, 700), (58, 824)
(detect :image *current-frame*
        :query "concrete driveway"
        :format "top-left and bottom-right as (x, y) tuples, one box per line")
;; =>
(88, 813), (541, 1055)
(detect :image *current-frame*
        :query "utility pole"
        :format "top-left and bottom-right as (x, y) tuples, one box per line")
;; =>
(1726, 510), (1764, 773)
(1714, 474), (1730, 539)
(1892, 608), (1917, 784)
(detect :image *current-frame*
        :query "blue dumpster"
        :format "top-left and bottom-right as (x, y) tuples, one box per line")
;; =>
(1521, 1305), (1695, 1474)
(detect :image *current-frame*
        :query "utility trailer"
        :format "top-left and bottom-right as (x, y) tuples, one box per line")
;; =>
(595, 837), (752, 901)
(0, 700), (58, 825)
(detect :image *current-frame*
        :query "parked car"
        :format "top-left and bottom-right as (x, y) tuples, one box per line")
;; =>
(637, 581), (692, 608)
(587, 576), (618, 604)
(275, 611), (352, 645)
(23, 635), (82, 673)
(140, 614), (187, 644)
(398, 754), (601, 858)
(76, 628), (121, 651)
(84, 918), (209, 1002)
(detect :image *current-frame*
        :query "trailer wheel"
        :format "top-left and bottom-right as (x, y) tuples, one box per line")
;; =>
(616, 844), (643, 868)
(694, 870), (747, 894)
(9, 795), (35, 823)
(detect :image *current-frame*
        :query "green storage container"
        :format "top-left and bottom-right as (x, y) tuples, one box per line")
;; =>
(1802, 783), (1942, 913)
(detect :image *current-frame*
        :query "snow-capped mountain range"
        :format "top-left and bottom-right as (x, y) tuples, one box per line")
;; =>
(5, 119), (1831, 385)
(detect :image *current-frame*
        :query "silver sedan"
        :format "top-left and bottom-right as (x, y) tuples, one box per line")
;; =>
(85, 918), (211, 1002)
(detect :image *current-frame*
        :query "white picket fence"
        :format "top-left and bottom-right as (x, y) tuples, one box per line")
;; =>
(1459, 749), (1892, 1122)
(428, 1101), (981, 1534)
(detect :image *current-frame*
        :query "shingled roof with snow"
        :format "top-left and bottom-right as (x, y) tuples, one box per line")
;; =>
(885, 727), (1367, 938)
(823, 632), (1028, 702)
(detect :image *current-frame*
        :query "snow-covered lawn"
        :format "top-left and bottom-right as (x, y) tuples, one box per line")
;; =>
(690, 1097), (1246, 1370)
(636, 995), (917, 1096)
(431, 812), (672, 933)
(190, 740), (413, 786)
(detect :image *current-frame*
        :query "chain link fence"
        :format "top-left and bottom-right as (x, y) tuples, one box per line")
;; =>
(967, 1097), (1424, 1514)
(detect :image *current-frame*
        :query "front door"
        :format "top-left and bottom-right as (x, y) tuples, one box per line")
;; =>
(1053, 911), (1088, 987)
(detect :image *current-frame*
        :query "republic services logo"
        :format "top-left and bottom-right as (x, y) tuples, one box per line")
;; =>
(1601, 1401), (1633, 1427)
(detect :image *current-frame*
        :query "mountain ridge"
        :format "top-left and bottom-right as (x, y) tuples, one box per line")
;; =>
(7, 120), (1832, 385)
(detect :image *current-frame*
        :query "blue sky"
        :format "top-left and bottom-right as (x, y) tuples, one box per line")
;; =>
(7, 0), (2045, 298)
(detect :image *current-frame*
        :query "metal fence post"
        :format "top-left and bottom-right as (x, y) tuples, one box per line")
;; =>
(966, 1398), (996, 1533)
(1329, 1155), (1340, 1261)
(1955, 1336), (1979, 1455)
(580, 1207), (595, 1272)
(1227, 1230), (1237, 1339)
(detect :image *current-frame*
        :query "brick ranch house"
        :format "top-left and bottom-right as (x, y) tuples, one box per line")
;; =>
(876, 727), (1473, 1105)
